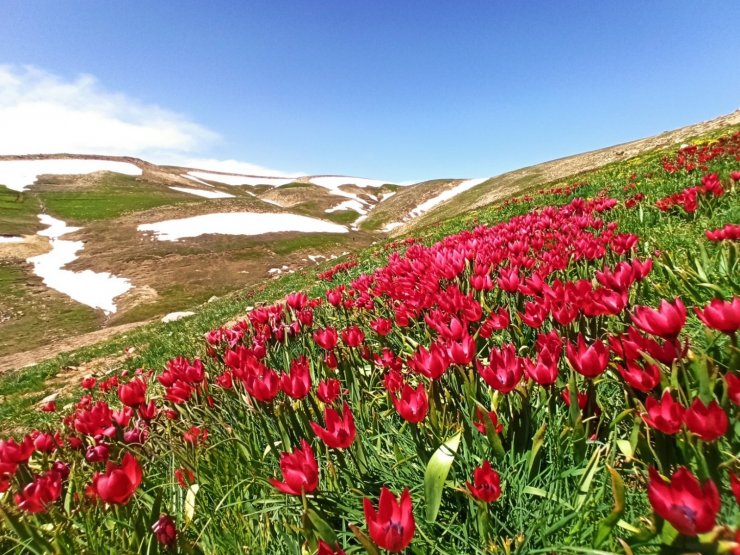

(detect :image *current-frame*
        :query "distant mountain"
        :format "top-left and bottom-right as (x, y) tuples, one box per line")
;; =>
(0, 108), (738, 363)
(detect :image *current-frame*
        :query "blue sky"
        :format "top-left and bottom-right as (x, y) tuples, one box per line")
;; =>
(1, 1), (739, 181)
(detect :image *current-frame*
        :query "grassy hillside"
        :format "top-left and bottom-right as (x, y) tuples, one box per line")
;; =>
(0, 126), (737, 553)
(0, 186), (42, 236)
(359, 179), (455, 231)
(398, 110), (740, 235)
(32, 173), (198, 223)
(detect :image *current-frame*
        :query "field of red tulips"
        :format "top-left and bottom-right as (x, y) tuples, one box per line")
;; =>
(1, 131), (739, 554)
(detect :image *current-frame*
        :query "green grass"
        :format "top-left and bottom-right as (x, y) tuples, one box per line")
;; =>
(359, 179), (455, 231)
(0, 186), (42, 236)
(323, 209), (359, 225)
(35, 173), (195, 223)
(410, 172), (544, 231)
(269, 233), (353, 255)
(0, 265), (330, 431)
(2, 126), (738, 431)
(277, 181), (314, 189)
(0, 265), (25, 298)
(1, 127), (738, 553)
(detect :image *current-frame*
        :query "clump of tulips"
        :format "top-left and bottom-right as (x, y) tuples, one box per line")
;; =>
(1, 132), (739, 553)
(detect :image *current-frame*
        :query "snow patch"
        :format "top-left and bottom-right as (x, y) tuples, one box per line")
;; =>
(325, 199), (368, 215)
(169, 186), (234, 199)
(187, 171), (295, 187)
(0, 159), (142, 192)
(27, 214), (132, 313)
(184, 175), (214, 187)
(161, 311), (195, 323)
(138, 212), (349, 242)
(259, 196), (285, 207)
(408, 178), (489, 219)
(0, 236), (24, 243)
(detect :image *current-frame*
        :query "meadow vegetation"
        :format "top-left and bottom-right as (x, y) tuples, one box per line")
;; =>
(0, 129), (738, 554)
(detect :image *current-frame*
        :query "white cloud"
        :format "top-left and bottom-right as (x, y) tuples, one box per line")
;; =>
(0, 65), (218, 157)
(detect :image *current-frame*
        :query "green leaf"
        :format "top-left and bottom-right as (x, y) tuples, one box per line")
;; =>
(593, 465), (625, 547)
(576, 447), (604, 510)
(527, 422), (547, 479)
(185, 484), (199, 525)
(307, 509), (338, 545)
(616, 439), (633, 461)
(349, 523), (380, 555)
(424, 432), (461, 523)
(522, 486), (573, 509)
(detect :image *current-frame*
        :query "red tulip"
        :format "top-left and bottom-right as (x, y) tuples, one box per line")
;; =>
(286, 291), (308, 310)
(164, 380), (194, 405)
(610, 326), (683, 366)
(566, 334), (609, 378)
(14, 470), (63, 513)
(694, 297), (740, 334)
(363, 486), (415, 553)
(370, 317), (393, 336)
(175, 467), (195, 488)
(324, 351), (338, 369)
(632, 298), (686, 339)
(446, 334), (476, 365)
(727, 373), (740, 406)
(466, 460), (502, 503)
(183, 426), (208, 446)
(616, 360), (661, 392)
(317, 379), (342, 403)
(81, 376), (97, 389)
(326, 288), (343, 306)
(313, 327), (338, 350)
(523, 351), (559, 386)
(341, 325), (365, 347)
(561, 388), (588, 410)
(521, 299), (549, 328)
(470, 272), (493, 291)
(310, 402), (356, 449)
(497, 267), (520, 292)
(32, 431), (61, 453)
(476, 344), (523, 393)
(138, 401), (158, 421)
(281, 356), (312, 399)
(474, 409), (503, 434)
(392, 383), (429, 424)
(117, 378), (147, 407)
(152, 514), (177, 547)
(479, 308), (510, 338)
(317, 539), (346, 555)
(85, 443), (110, 463)
(537, 330), (563, 358)
(641, 390), (685, 435)
(685, 398), (727, 442)
(552, 300), (579, 325)
(73, 401), (115, 437)
(245, 368), (281, 402)
(91, 452), (143, 505)
(112, 406), (134, 428)
(269, 439), (318, 496)
(730, 471), (740, 507)
(647, 466), (720, 536)
(383, 369), (404, 393)
(407, 343), (450, 380)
